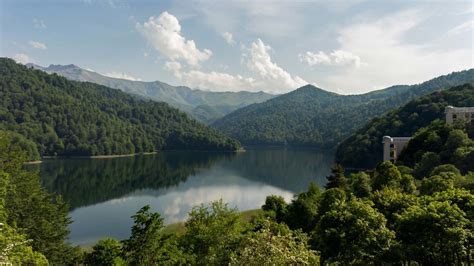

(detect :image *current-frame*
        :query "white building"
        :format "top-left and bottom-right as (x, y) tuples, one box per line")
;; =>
(445, 106), (474, 125)
(382, 136), (412, 162)
(382, 105), (474, 162)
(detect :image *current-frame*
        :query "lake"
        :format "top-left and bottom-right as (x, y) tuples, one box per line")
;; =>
(33, 148), (334, 246)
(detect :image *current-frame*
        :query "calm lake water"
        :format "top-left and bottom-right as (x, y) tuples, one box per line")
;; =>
(33, 149), (334, 245)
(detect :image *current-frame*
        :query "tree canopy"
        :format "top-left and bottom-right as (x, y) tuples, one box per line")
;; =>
(336, 84), (474, 168)
(214, 70), (474, 148)
(0, 58), (241, 160)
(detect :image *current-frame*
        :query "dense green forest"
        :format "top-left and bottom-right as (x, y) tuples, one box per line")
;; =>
(213, 69), (474, 147)
(28, 63), (275, 124)
(0, 58), (241, 159)
(80, 121), (474, 265)
(2, 115), (473, 264)
(336, 84), (474, 168)
(398, 120), (474, 177)
(0, 131), (77, 264)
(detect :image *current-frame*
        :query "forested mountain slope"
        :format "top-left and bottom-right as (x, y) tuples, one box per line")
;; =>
(335, 84), (474, 168)
(213, 69), (474, 148)
(27, 63), (274, 123)
(0, 58), (241, 159)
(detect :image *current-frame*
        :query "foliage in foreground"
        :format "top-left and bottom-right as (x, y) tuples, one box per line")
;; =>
(0, 131), (78, 264)
(1, 112), (473, 265)
(81, 121), (473, 265)
(83, 132), (473, 266)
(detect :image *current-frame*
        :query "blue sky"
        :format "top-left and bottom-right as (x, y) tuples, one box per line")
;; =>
(1, 0), (473, 94)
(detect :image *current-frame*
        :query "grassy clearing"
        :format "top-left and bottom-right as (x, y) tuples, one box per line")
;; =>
(162, 209), (263, 235)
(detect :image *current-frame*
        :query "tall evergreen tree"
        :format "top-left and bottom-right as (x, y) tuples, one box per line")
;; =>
(325, 164), (348, 190)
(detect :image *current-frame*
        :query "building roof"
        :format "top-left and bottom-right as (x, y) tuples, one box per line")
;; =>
(445, 106), (474, 113)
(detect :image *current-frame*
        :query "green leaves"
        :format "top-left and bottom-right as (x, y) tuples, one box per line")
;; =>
(0, 58), (241, 157)
(122, 205), (164, 265)
(336, 83), (474, 168)
(0, 131), (76, 264)
(312, 197), (395, 264)
(395, 199), (472, 265)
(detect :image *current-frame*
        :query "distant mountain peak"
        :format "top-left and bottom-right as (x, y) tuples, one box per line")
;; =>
(288, 84), (338, 98)
(46, 63), (82, 72)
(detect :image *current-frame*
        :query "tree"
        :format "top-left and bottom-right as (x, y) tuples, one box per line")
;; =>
(183, 200), (242, 265)
(122, 205), (165, 265)
(231, 219), (319, 265)
(0, 222), (48, 265)
(400, 174), (416, 194)
(324, 164), (348, 190)
(349, 172), (372, 198)
(84, 238), (124, 266)
(0, 170), (47, 265)
(311, 197), (395, 264)
(420, 174), (454, 195)
(261, 195), (287, 222)
(430, 164), (461, 176)
(395, 200), (472, 265)
(370, 188), (418, 226)
(317, 188), (346, 218)
(0, 131), (75, 264)
(372, 161), (402, 191)
(285, 183), (321, 232)
(414, 152), (440, 179)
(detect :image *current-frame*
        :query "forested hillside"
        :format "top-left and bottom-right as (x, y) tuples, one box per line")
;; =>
(336, 84), (474, 168)
(0, 58), (240, 159)
(80, 121), (474, 265)
(213, 69), (474, 147)
(28, 63), (274, 123)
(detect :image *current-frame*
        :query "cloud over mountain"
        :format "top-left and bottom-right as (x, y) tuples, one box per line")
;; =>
(136, 12), (212, 66)
(299, 50), (362, 67)
(103, 71), (141, 81)
(29, 41), (47, 50)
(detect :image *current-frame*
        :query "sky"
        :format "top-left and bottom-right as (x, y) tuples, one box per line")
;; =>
(1, 0), (473, 94)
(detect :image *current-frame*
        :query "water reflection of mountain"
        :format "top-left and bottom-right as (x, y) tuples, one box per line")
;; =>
(32, 152), (233, 210)
(32, 149), (334, 211)
(223, 149), (333, 192)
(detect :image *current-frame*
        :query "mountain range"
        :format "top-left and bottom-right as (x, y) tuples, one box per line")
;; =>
(1, 58), (241, 159)
(212, 69), (474, 148)
(26, 63), (274, 124)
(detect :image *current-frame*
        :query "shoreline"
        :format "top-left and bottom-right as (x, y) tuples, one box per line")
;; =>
(41, 151), (158, 160)
(23, 160), (43, 165)
(25, 148), (247, 164)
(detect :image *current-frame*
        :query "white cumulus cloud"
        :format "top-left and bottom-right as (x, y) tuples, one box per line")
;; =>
(245, 39), (307, 92)
(163, 38), (307, 93)
(180, 70), (256, 92)
(136, 12), (212, 66)
(13, 53), (33, 64)
(221, 32), (235, 45)
(319, 10), (474, 93)
(299, 50), (362, 67)
(29, 41), (47, 50)
(33, 19), (46, 29)
(104, 71), (141, 81)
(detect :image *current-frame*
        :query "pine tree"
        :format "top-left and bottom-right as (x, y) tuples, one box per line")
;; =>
(325, 164), (348, 190)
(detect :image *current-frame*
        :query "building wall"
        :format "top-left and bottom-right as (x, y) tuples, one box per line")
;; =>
(445, 106), (474, 125)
